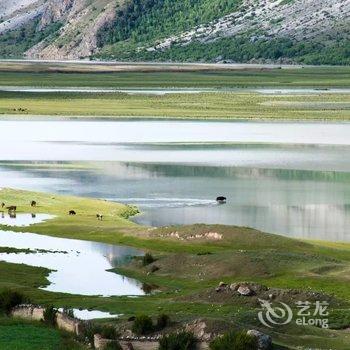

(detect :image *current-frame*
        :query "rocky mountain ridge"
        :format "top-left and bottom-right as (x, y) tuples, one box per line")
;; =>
(0, 0), (349, 64)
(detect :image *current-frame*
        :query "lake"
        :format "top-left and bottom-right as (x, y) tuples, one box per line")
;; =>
(0, 229), (145, 296)
(0, 119), (349, 242)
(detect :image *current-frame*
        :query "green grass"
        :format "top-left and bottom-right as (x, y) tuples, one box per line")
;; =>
(0, 91), (349, 120)
(1, 189), (350, 349)
(0, 317), (84, 350)
(0, 66), (350, 88)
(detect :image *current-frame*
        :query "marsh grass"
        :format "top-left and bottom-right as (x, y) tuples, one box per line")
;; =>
(0, 91), (349, 120)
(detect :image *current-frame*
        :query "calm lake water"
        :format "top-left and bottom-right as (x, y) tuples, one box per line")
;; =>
(0, 229), (145, 296)
(0, 119), (349, 242)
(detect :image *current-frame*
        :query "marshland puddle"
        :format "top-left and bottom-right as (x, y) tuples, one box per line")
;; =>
(0, 230), (145, 296)
(0, 213), (53, 226)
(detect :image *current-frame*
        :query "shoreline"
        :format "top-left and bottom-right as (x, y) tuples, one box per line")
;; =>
(1, 114), (350, 122)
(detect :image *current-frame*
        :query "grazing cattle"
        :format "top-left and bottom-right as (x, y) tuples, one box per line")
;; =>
(216, 196), (227, 204)
(96, 214), (103, 221)
(1, 203), (5, 208)
(30, 201), (37, 207)
(69, 210), (76, 216)
(6, 206), (17, 211)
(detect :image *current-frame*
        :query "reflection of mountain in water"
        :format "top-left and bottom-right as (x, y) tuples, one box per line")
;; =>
(0, 161), (349, 242)
(122, 162), (350, 183)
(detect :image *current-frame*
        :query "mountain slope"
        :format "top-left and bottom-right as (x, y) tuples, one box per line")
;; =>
(0, 0), (349, 64)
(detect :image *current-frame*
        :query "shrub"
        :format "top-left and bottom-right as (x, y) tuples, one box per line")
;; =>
(159, 331), (197, 350)
(99, 325), (119, 340)
(78, 321), (96, 344)
(156, 314), (170, 330)
(43, 305), (57, 326)
(210, 331), (258, 350)
(142, 253), (156, 266)
(132, 314), (154, 335)
(0, 289), (26, 315)
(105, 342), (122, 350)
(79, 322), (119, 344)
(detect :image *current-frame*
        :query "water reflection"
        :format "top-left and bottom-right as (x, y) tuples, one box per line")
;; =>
(0, 213), (53, 227)
(0, 121), (350, 165)
(0, 230), (145, 296)
(0, 161), (349, 241)
(58, 308), (121, 320)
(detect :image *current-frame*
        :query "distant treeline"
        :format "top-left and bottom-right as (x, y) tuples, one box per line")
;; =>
(97, 35), (350, 66)
(96, 0), (241, 47)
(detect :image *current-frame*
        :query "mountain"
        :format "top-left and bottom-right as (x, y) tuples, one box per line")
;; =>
(0, 0), (349, 65)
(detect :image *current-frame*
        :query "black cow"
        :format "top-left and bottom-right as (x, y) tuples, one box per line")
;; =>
(6, 206), (17, 211)
(69, 210), (77, 216)
(216, 196), (227, 204)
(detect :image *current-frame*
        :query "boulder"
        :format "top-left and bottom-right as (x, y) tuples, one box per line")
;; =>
(216, 282), (228, 292)
(247, 330), (272, 350)
(185, 319), (212, 341)
(237, 285), (254, 296)
(229, 283), (239, 291)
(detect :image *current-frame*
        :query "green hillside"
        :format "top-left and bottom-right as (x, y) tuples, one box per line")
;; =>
(97, 0), (241, 46)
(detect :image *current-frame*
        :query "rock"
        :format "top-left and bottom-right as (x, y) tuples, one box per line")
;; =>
(229, 283), (239, 291)
(216, 282), (228, 292)
(247, 330), (272, 350)
(237, 285), (254, 296)
(185, 319), (212, 341)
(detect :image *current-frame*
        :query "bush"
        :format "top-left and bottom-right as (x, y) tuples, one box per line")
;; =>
(0, 289), (26, 315)
(156, 314), (170, 330)
(43, 305), (57, 326)
(159, 331), (197, 350)
(142, 253), (155, 266)
(99, 325), (119, 340)
(79, 322), (119, 344)
(105, 341), (122, 350)
(210, 331), (258, 350)
(132, 314), (154, 335)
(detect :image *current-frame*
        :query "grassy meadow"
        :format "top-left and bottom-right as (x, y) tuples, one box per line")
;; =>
(0, 62), (349, 121)
(0, 317), (83, 350)
(0, 65), (350, 88)
(0, 91), (349, 120)
(1, 189), (350, 349)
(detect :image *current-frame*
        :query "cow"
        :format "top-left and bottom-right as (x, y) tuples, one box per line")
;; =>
(6, 206), (17, 212)
(30, 201), (37, 207)
(69, 210), (76, 216)
(216, 196), (227, 204)
(96, 214), (103, 221)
